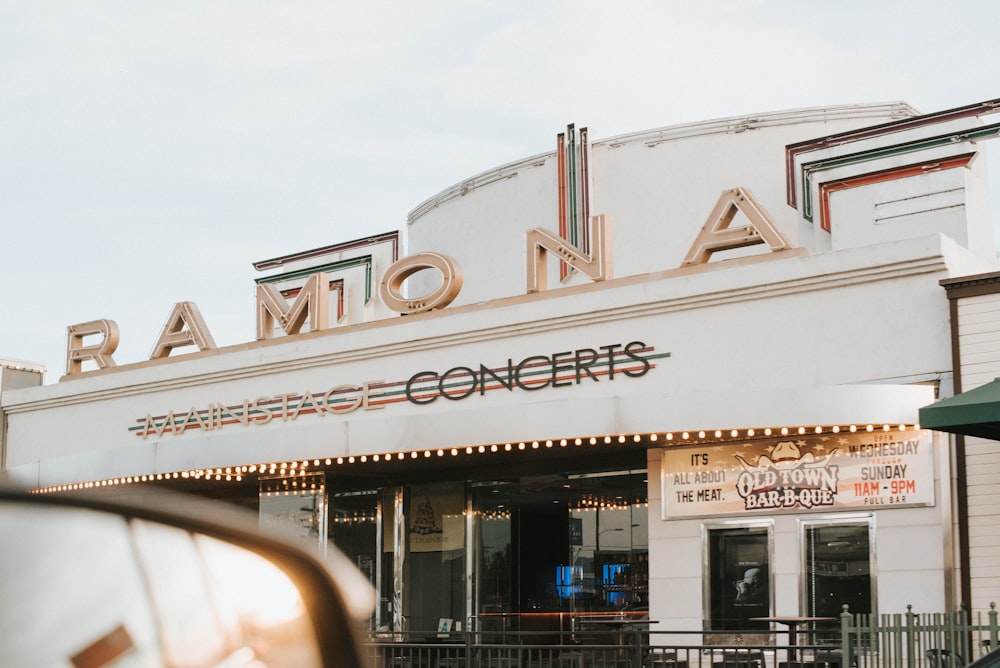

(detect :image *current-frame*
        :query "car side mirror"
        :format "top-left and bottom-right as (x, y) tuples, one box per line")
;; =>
(0, 487), (373, 668)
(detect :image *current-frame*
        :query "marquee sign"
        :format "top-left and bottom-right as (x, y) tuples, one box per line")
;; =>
(63, 177), (792, 380)
(661, 429), (934, 519)
(132, 341), (666, 438)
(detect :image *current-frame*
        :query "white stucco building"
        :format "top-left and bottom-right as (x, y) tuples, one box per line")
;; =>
(3, 98), (999, 639)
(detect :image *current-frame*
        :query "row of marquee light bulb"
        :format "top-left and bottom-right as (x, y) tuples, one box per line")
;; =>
(33, 423), (920, 495)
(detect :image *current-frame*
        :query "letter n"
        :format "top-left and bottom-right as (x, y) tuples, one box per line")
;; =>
(64, 319), (120, 377)
(150, 302), (217, 359)
(256, 272), (330, 340)
(526, 214), (613, 293)
(681, 187), (791, 266)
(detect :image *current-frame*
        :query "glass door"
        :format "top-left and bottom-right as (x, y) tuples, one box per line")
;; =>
(707, 525), (772, 631)
(803, 519), (873, 617)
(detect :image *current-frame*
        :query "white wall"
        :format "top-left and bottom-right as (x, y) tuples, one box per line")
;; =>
(406, 107), (911, 307)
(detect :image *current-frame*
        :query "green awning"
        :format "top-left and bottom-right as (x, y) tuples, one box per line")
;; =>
(919, 378), (1000, 441)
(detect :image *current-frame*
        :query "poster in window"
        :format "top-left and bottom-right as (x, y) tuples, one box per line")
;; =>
(409, 483), (465, 553)
(709, 528), (769, 631)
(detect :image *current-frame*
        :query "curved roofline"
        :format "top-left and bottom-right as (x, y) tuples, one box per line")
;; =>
(407, 102), (918, 224)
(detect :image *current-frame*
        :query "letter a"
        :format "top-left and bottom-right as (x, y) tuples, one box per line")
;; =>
(150, 301), (217, 359)
(681, 187), (791, 266)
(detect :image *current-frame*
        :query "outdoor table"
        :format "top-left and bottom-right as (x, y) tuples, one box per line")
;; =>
(579, 617), (658, 662)
(750, 617), (836, 663)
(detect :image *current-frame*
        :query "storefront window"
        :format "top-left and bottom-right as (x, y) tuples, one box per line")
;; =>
(472, 483), (512, 633)
(707, 525), (771, 631)
(569, 499), (648, 613)
(328, 489), (378, 625)
(380, 487), (403, 634)
(405, 481), (467, 634)
(258, 473), (327, 554)
(803, 519), (873, 618)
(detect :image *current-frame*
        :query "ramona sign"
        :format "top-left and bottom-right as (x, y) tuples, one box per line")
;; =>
(64, 187), (792, 381)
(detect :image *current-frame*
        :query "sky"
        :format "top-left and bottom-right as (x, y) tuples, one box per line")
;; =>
(2, 1), (999, 384)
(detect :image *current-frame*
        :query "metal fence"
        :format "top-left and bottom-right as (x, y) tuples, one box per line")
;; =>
(842, 604), (999, 668)
(363, 605), (1000, 668)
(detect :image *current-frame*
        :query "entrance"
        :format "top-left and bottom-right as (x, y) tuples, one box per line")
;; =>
(326, 470), (650, 636)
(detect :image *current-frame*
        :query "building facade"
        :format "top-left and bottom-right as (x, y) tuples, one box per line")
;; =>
(3, 99), (999, 638)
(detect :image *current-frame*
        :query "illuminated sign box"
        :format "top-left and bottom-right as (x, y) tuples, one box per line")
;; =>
(661, 429), (934, 519)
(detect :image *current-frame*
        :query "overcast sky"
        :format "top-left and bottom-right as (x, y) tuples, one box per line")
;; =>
(2, 1), (998, 384)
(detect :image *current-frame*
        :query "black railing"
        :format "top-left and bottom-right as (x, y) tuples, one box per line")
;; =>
(365, 628), (807, 668)
(363, 606), (1000, 668)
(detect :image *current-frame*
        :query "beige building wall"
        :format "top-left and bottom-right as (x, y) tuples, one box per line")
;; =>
(956, 292), (1000, 612)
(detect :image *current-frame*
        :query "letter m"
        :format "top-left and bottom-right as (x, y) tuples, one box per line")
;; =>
(256, 272), (330, 340)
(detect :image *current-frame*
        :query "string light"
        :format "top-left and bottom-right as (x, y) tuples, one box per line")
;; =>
(30, 424), (921, 494)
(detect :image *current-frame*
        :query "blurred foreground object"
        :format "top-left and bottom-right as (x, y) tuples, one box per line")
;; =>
(0, 486), (374, 667)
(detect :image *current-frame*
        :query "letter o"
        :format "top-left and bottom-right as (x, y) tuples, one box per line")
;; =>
(380, 252), (464, 314)
(439, 366), (477, 401)
(736, 472), (754, 497)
